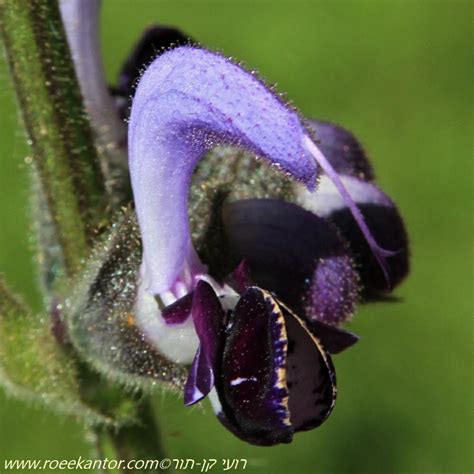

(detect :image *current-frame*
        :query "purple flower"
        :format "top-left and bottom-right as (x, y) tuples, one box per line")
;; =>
(128, 46), (408, 444)
(60, 3), (409, 445)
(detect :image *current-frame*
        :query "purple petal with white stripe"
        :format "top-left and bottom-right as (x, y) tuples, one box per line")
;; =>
(184, 281), (224, 405)
(215, 287), (337, 445)
(218, 287), (292, 445)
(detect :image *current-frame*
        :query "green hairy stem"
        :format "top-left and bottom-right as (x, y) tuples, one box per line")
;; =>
(0, 0), (106, 275)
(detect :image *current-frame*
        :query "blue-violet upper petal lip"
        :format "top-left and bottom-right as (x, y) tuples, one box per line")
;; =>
(128, 46), (320, 295)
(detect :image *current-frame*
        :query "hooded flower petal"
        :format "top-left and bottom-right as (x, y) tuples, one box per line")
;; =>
(213, 287), (336, 445)
(129, 46), (322, 295)
(222, 198), (359, 325)
(129, 45), (394, 298)
(296, 175), (409, 293)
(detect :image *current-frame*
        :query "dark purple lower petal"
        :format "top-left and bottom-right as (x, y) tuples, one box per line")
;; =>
(215, 287), (338, 445)
(222, 198), (359, 325)
(308, 320), (359, 354)
(307, 119), (374, 181)
(277, 299), (359, 354)
(331, 203), (409, 294)
(219, 287), (293, 445)
(283, 308), (337, 431)
(184, 281), (224, 406)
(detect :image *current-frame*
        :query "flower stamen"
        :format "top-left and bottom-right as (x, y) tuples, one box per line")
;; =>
(302, 134), (397, 288)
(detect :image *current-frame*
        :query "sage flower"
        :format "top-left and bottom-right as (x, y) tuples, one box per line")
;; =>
(60, 2), (409, 446)
(128, 46), (408, 444)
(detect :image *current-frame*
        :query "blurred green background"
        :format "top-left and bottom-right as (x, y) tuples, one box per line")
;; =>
(0, 0), (472, 472)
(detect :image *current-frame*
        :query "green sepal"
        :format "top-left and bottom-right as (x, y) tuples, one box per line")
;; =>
(64, 209), (187, 392)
